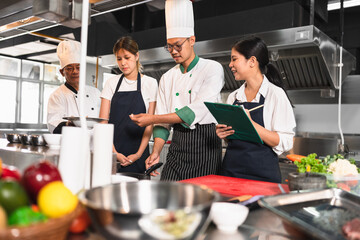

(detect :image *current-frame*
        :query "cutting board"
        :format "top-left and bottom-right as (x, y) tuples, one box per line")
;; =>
(180, 175), (289, 197)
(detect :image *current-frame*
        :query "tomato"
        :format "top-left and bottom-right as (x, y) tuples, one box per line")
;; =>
(69, 207), (91, 234)
(336, 182), (351, 192)
(286, 154), (306, 162)
(1, 165), (21, 181)
(0, 180), (29, 215)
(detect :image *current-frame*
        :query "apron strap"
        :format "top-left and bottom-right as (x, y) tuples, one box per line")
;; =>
(136, 72), (141, 92)
(115, 74), (125, 92)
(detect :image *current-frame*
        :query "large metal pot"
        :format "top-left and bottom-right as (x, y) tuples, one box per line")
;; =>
(80, 181), (219, 240)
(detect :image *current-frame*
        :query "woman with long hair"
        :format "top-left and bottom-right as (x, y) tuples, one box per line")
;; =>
(216, 37), (296, 183)
(99, 36), (158, 173)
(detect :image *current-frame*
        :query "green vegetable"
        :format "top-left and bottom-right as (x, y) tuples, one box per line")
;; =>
(294, 153), (327, 173)
(8, 206), (47, 226)
(295, 153), (360, 174)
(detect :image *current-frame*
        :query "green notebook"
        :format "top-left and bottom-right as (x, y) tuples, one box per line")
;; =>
(205, 102), (263, 144)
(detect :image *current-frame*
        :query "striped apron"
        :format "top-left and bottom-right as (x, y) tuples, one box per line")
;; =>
(160, 123), (222, 181)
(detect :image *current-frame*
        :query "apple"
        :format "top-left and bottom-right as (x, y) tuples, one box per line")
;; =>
(22, 161), (62, 202)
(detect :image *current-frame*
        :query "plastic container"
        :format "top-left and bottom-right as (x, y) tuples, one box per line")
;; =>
(325, 173), (360, 196)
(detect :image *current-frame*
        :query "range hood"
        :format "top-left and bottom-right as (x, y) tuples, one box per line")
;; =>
(0, 0), (151, 41)
(102, 25), (356, 92)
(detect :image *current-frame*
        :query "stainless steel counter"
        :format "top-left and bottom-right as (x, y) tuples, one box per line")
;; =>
(67, 202), (308, 240)
(0, 138), (59, 171)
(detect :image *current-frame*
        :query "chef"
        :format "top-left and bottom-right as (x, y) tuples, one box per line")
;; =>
(47, 40), (101, 134)
(130, 0), (225, 181)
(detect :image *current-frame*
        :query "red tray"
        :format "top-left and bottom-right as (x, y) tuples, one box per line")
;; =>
(180, 175), (289, 197)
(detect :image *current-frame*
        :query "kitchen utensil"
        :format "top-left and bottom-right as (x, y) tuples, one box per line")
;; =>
(43, 134), (62, 149)
(6, 133), (21, 143)
(288, 172), (327, 191)
(63, 117), (108, 129)
(259, 188), (360, 240)
(20, 134), (32, 145)
(116, 162), (163, 180)
(210, 202), (249, 233)
(30, 134), (46, 146)
(80, 181), (219, 240)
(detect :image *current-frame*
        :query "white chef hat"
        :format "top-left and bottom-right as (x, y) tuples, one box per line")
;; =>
(165, 0), (194, 39)
(57, 40), (81, 69)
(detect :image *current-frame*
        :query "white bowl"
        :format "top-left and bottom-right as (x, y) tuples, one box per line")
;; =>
(43, 133), (62, 149)
(211, 202), (249, 233)
(111, 174), (139, 183)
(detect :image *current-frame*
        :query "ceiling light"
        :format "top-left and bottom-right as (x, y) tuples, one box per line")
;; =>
(328, 0), (360, 11)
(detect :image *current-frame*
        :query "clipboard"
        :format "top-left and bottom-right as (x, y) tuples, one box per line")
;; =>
(205, 102), (263, 144)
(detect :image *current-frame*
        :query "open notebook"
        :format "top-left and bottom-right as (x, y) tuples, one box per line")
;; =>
(205, 102), (263, 144)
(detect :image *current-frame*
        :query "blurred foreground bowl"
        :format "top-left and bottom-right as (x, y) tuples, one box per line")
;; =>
(80, 181), (219, 240)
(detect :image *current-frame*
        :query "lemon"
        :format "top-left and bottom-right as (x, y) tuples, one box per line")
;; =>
(38, 181), (78, 218)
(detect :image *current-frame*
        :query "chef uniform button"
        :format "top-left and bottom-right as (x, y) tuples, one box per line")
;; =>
(176, 92), (179, 96)
(190, 74), (192, 77)
(75, 96), (77, 98)
(91, 108), (94, 110)
(175, 108), (178, 111)
(86, 95), (89, 97)
(188, 90), (191, 94)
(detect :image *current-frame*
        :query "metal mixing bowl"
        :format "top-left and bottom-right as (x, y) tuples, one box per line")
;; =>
(6, 133), (21, 143)
(80, 181), (219, 240)
(30, 134), (46, 146)
(19, 134), (32, 145)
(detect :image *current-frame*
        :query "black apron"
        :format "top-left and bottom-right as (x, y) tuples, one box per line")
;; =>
(108, 73), (149, 173)
(221, 95), (281, 183)
(160, 123), (222, 181)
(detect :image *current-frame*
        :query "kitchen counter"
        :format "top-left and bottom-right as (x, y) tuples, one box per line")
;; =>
(67, 200), (307, 240)
(0, 138), (59, 172)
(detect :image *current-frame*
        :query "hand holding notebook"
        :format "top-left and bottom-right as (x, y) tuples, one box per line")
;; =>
(205, 102), (263, 144)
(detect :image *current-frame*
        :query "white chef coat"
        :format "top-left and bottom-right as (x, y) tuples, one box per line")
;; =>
(226, 75), (296, 155)
(100, 74), (158, 112)
(156, 57), (224, 130)
(47, 84), (101, 133)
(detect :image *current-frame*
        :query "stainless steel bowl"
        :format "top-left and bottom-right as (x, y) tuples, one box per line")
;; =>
(30, 134), (46, 146)
(19, 134), (31, 145)
(80, 181), (219, 240)
(6, 133), (21, 143)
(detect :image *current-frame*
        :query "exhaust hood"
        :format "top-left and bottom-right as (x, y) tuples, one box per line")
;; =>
(0, 0), (151, 41)
(119, 25), (355, 91)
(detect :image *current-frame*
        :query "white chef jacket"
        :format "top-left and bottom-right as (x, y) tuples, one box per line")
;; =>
(156, 57), (224, 130)
(100, 74), (158, 112)
(226, 75), (296, 155)
(47, 84), (101, 133)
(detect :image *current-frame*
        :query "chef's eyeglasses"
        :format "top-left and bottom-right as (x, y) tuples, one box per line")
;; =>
(64, 65), (80, 72)
(164, 38), (189, 53)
